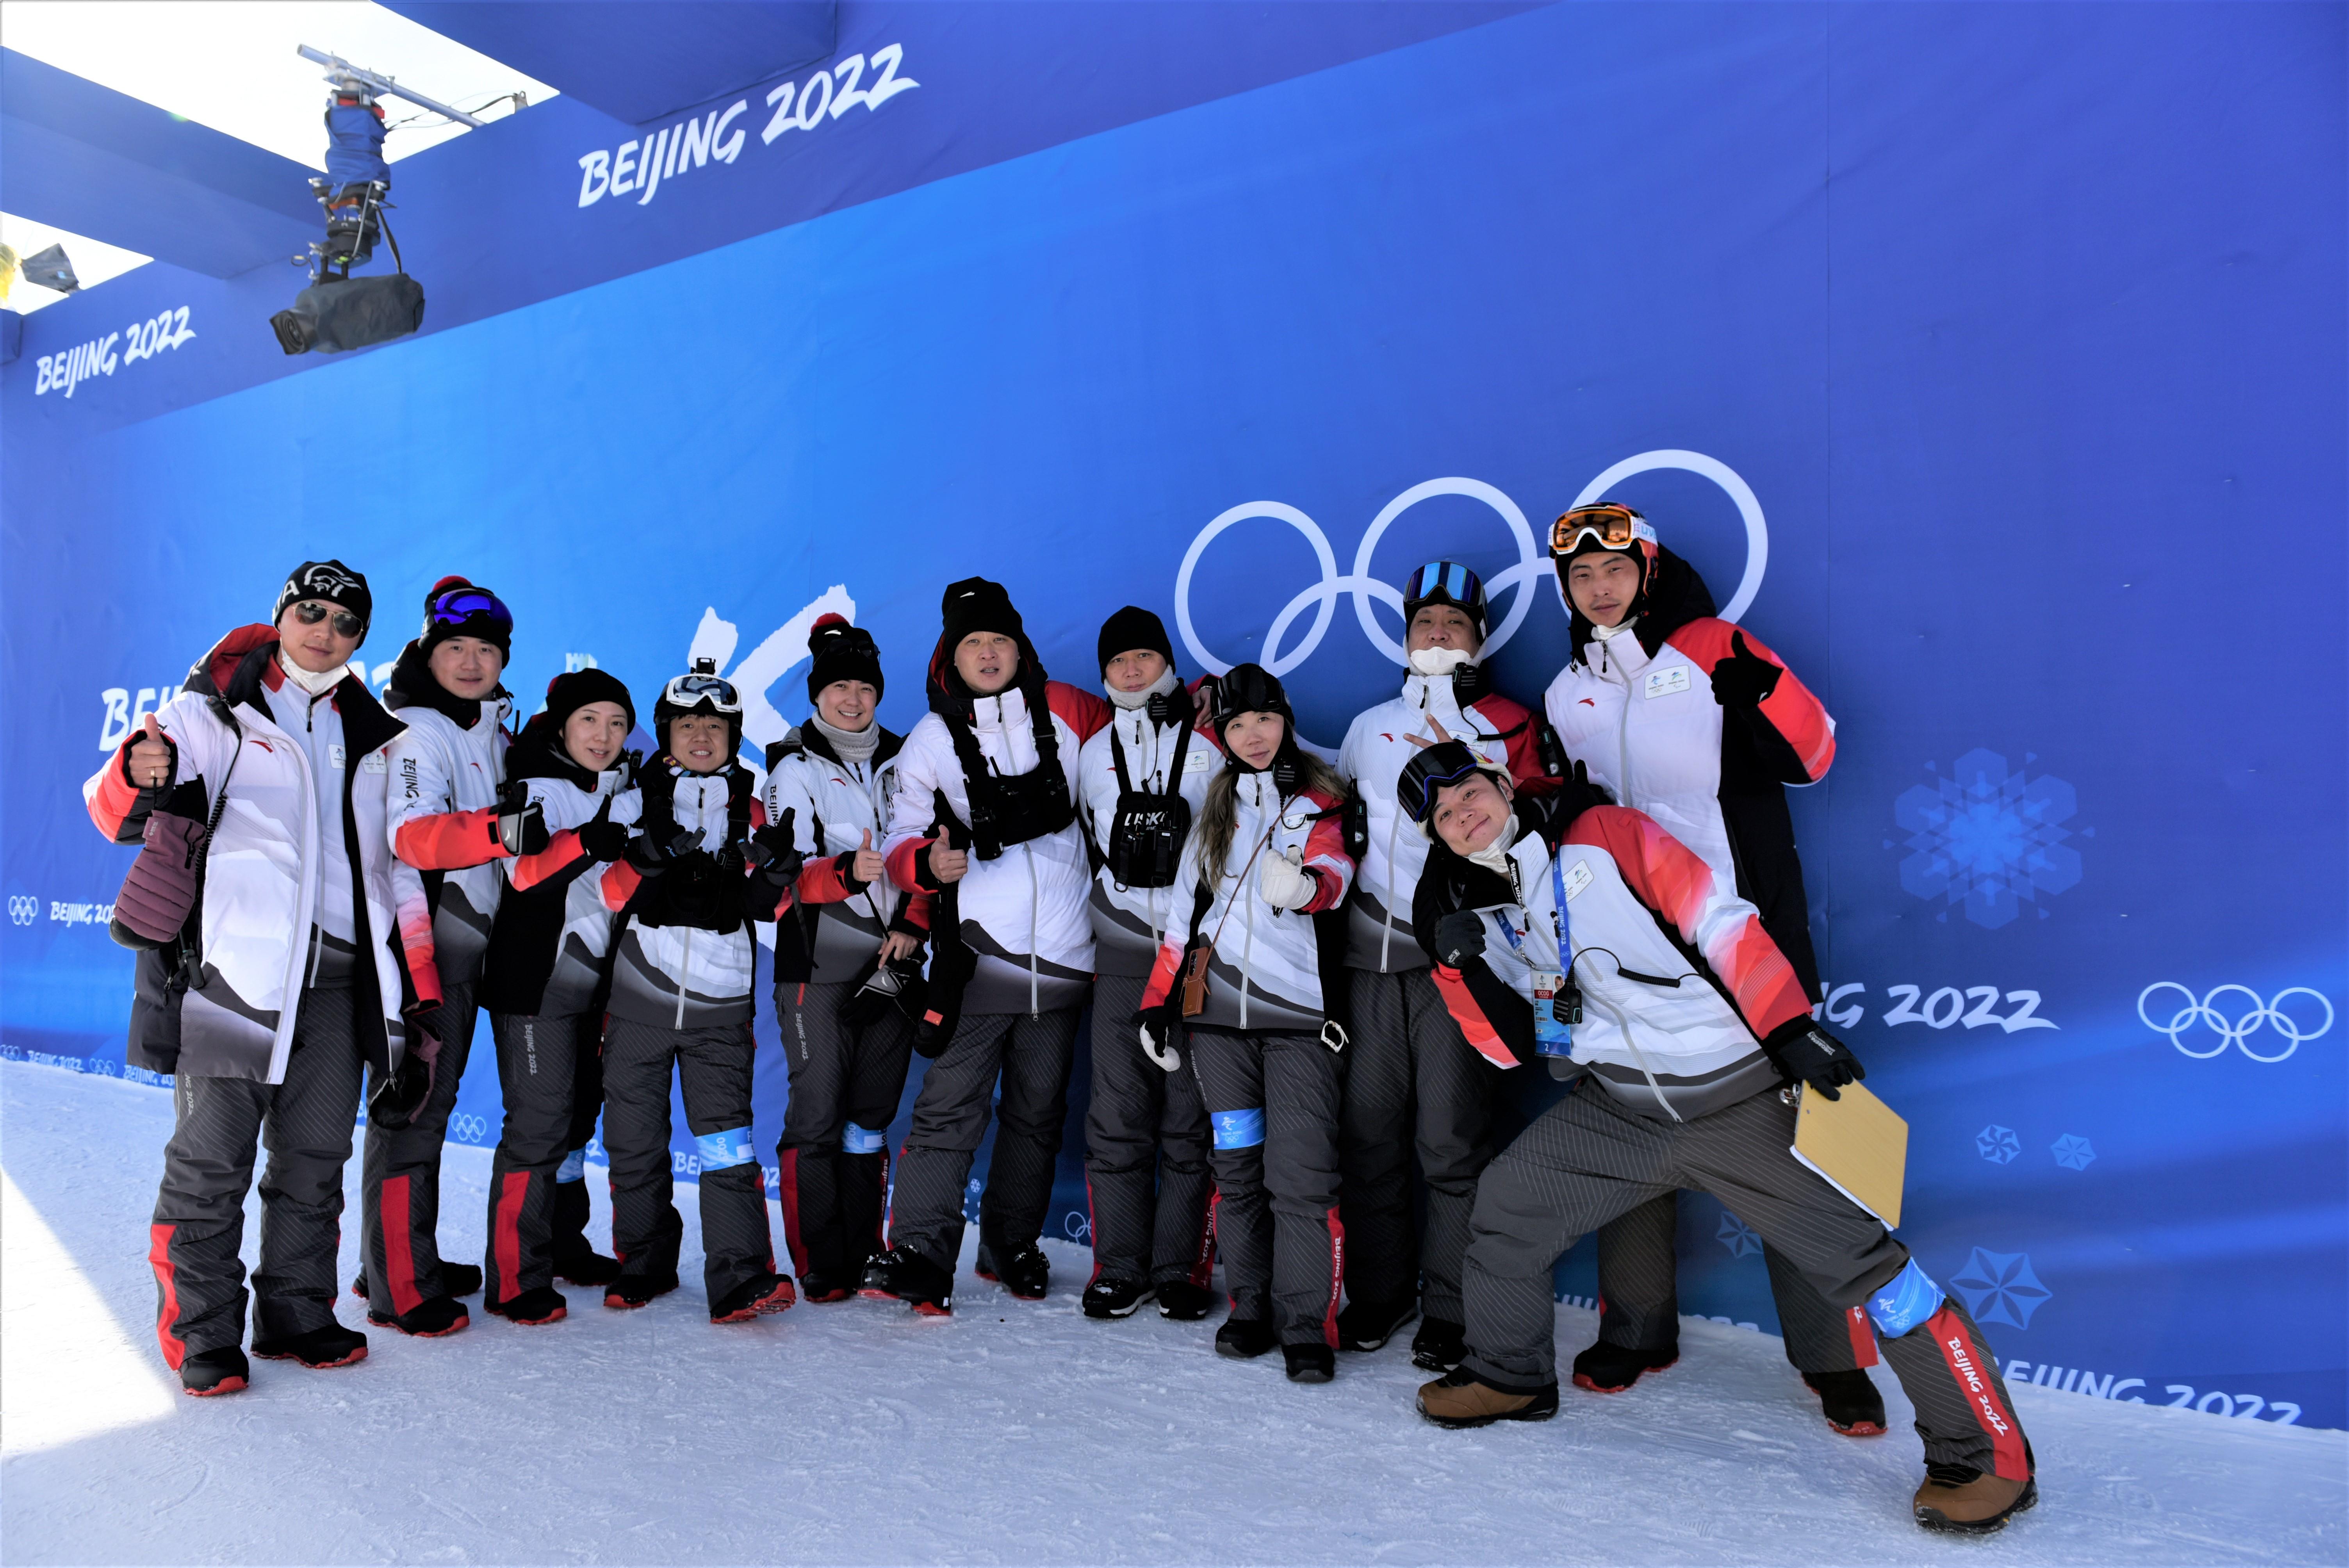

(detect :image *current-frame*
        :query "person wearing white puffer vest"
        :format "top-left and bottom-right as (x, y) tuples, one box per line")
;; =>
(1330, 560), (1559, 1370)
(864, 577), (1109, 1317)
(1073, 607), (1220, 1324)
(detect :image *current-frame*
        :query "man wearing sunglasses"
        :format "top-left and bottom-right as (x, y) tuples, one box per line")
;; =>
(88, 560), (443, 1394)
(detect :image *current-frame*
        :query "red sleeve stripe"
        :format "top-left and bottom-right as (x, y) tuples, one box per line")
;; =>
(510, 832), (586, 893)
(1717, 914), (1811, 1038)
(796, 854), (852, 905)
(1430, 964), (1517, 1069)
(394, 808), (501, 871)
(885, 836), (929, 893)
(1044, 680), (1112, 743)
(397, 896), (442, 1006)
(87, 744), (144, 840)
(1567, 806), (1715, 940)
(1298, 794), (1351, 913)
(600, 861), (641, 912)
(900, 891), (934, 932)
(1670, 620), (1836, 781)
(1138, 938), (1184, 1012)
(1471, 695), (1556, 795)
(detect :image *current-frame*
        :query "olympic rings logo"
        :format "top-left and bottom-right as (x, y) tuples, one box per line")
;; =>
(2137, 983), (2335, 1064)
(7, 896), (36, 927)
(1173, 451), (1770, 677)
(449, 1113), (489, 1143)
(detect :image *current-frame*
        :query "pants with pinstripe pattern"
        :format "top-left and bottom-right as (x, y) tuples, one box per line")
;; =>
(1461, 1081), (2032, 1477)
(773, 978), (916, 1288)
(482, 1010), (589, 1304)
(602, 1016), (775, 1306)
(1085, 973), (1213, 1289)
(1189, 1029), (1345, 1348)
(148, 985), (365, 1363)
(360, 980), (474, 1313)
(1338, 967), (1501, 1323)
(1591, 1192), (1878, 1374)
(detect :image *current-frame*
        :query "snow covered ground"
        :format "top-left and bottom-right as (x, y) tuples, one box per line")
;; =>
(2, 1060), (2342, 1567)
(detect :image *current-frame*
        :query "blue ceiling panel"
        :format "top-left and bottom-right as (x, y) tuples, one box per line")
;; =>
(0, 50), (321, 279)
(381, 1), (838, 126)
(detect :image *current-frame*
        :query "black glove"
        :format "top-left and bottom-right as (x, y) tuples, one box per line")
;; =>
(577, 815), (630, 862)
(367, 1047), (433, 1131)
(1565, 757), (1612, 811)
(495, 784), (549, 857)
(1707, 631), (1782, 709)
(626, 816), (696, 873)
(1759, 1017), (1866, 1100)
(746, 809), (804, 884)
(1433, 909), (1487, 968)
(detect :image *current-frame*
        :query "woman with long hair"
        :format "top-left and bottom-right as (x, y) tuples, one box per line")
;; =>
(1136, 663), (1355, 1383)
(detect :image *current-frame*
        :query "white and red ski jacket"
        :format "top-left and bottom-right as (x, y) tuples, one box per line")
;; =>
(1415, 797), (1812, 1121)
(883, 681), (1103, 1016)
(85, 625), (435, 1083)
(1139, 776), (1353, 1035)
(478, 739), (640, 1020)
(1076, 686), (1220, 977)
(1544, 619), (1833, 917)
(761, 725), (930, 984)
(1336, 671), (1551, 973)
(606, 761), (781, 1030)
(381, 643), (514, 989)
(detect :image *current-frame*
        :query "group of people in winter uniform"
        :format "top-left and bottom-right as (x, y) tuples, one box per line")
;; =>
(86, 504), (2039, 1534)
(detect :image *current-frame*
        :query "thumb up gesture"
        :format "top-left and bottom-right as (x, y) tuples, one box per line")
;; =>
(127, 713), (175, 791)
(927, 825), (969, 885)
(851, 829), (887, 888)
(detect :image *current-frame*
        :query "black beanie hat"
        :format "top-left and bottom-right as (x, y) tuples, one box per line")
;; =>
(806, 613), (885, 700)
(940, 577), (1024, 648)
(1096, 606), (1174, 672)
(417, 575), (514, 659)
(275, 559), (372, 634)
(541, 668), (635, 735)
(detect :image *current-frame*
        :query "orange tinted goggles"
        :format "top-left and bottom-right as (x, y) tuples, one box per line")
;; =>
(1551, 504), (1656, 558)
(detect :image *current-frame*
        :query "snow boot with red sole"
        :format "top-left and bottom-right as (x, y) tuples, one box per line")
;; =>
(797, 1273), (856, 1304)
(251, 1322), (369, 1368)
(178, 1346), (250, 1397)
(1571, 1339), (1677, 1393)
(975, 1242), (1049, 1300)
(860, 1246), (954, 1316)
(367, 1295), (469, 1338)
(605, 1270), (681, 1310)
(711, 1273), (797, 1323)
(1804, 1368), (1888, 1435)
(486, 1287), (569, 1326)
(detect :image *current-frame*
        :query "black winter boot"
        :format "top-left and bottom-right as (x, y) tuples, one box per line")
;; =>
(1571, 1338), (1677, 1393)
(798, 1272), (857, 1304)
(1335, 1295), (1417, 1352)
(860, 1246), (954, 1316)
(352, 1261), (479, 1301)
(367, 1294), (469, 1338)
(604, 1269), (681, 1310)
(485, 1286), (568, 1326)
(1804, 1368), (1889, 1436)
(1082, 1278), (1156, 1319)
(251, 1322), (369, 1368)
(178, 1346), (250, 1397)
(1214, 1315), (1278, 1359)
(976, 1241), (1050, 1301)
(1157, 1280), (1217, 1321)
(711, 1273), (797, 1323)
(1284, 1343), (1336, 1383)
(1410, 1318), (1467, 1372)
(552, 1179), (622, 1285)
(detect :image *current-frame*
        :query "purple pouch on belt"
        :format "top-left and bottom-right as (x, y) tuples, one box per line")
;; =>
(109, 811), (209, 950)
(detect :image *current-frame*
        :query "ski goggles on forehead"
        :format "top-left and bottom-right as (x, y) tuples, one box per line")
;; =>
(426, 588), (512, 629)
(1405, 560), (1481, 604)
(1551, 504), (1656, 558)
(663, 673), (740, 711)
(292, 600), (364, 638)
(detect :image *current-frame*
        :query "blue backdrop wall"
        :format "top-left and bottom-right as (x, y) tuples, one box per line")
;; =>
(3, 3), (2341, 1427)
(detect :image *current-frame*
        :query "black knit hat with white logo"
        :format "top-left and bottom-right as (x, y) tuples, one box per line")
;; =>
(275, 559), (372, 634)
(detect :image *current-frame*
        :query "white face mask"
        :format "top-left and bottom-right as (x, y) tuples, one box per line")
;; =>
(1591, 618), (1638, 642)
(278, 652), (347, 695)
(1408, 647), (1472, 679)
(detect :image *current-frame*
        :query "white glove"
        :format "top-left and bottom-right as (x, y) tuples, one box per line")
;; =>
(1140, 1019), (1182, 1073)
(1259, 847), (1317, 912)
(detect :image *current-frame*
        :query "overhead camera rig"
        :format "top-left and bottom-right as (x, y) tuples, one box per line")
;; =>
(271, 46), (509, 356)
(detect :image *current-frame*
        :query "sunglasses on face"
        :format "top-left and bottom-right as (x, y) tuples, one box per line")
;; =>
(293, 601), (364, 638)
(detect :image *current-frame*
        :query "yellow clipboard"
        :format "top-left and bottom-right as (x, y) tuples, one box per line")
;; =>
(1790, 1081), (1908, 1230)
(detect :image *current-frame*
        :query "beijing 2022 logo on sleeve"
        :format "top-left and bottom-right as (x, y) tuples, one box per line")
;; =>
(1171, 450), (1770, 676)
